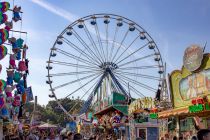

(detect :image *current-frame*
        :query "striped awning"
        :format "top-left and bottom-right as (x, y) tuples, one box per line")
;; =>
(158, 107), (189, 118)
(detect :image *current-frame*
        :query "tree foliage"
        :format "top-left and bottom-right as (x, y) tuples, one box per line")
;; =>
(23, 98), (84, 127)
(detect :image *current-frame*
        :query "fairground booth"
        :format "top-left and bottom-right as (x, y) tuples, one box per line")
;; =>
(93, 92), (129, 140)
(158, 45), (210, 139)
(128, 97), (159, 140)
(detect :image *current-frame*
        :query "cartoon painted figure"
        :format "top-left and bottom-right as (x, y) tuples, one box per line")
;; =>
(186, 76), (197, 99)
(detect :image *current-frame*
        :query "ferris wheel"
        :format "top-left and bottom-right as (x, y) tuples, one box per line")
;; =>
(46, 14), (164, 118)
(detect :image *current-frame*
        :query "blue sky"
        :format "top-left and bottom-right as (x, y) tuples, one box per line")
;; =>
(1, 0), (210, 105)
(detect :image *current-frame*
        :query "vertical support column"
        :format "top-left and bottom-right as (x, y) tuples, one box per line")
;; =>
(176, 116), (180, 138)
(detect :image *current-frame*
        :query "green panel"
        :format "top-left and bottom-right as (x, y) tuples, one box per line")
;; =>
(113, 105), (128, 115)
(112, 92), (126, 105)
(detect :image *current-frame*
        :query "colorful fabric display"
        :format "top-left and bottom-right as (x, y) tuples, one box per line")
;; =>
(0, 29), (9, 45)
(0, 45), (7, 60)
(0, 13), (8, 25)
(0, 79), (6, 93)
(0, 2), (10, 13)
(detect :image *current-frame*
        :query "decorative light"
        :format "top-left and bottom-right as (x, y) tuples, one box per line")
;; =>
(117, 18), (123, 27)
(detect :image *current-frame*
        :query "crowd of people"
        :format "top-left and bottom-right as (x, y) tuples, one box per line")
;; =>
(161, 129), (210, 140)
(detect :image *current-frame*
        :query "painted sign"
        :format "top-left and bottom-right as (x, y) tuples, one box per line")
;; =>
(183, 45), (203, 72)
(189, 103), (210, 113)
(170, 54), (210, 108)
(128, 97), (155, 114)
(150, 113), (158, 119)
(179, 69), (210, 100)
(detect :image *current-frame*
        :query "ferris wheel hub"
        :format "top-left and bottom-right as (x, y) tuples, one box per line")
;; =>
(99, 62), (118, 70)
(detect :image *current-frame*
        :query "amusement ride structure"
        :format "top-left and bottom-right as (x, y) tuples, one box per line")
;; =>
(46, 14), (165, 119)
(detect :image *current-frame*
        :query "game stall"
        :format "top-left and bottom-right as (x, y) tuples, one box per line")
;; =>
(128, 97), (159, 140)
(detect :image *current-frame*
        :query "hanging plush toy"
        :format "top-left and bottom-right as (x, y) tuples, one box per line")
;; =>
(13, 94), (21, 107)
(0, 12), (8, 25)
(0, 64), (2, 74)
(9, 54), (17, 69)
(13, 71), (22, 83)
(0, 94), (5, 109)
(0, 45), (7, 60)
(0, 2), (10, 13)
(22, 92), (27, 104)
(12, 6), (21, 22)
(0, 29), (9, 45)
(6, 69), (14, 85)
(113, 111), (121, 123)
(5, 21), (13, 31)
(18, 61), (27, 71)
(0, 79), (6, 93)
(16, 38), (24, 48)
(5, 85), (16, 100)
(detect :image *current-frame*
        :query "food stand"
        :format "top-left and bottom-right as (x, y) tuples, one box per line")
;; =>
(158, 45), (210, 139)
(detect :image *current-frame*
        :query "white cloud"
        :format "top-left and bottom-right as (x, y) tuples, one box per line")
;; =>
(30, 0), (79, 22)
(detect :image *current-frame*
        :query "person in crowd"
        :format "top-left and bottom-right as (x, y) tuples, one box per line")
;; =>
(197, 129), (210, 140)
(191, 136), (198, 140)
(67, 131), (73, 140)
(73, 133), (83, 140)
(173, 136), (178, 140)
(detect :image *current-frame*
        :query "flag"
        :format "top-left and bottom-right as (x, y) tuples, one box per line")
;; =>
(25, 87), (33, 102)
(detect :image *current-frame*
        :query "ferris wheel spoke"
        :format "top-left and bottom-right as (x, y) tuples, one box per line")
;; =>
(117, 65), (160, 71)
(118, 53), (155, 68)
(62, 37), (101, 65)
(53, 73), (99, 90)
(109, 26), (119, 61)
(111, 29), (129, 62)
(93, 20), (106, 62)
(105, 23), (109, 62)
(113, 35), (140, 64)
(56, 48), (99, 67)
(64, 72), (102, 99)
(115, 71), (161, 81)
(115, 74), (145, 97)
(83, 23), (104, 63)
(49, 60), (100, 71)
(115, 72), (157, 92)
(48, 70), (100, 77)
(71, 29), (103, 64)
(116, 42), (149, 65)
